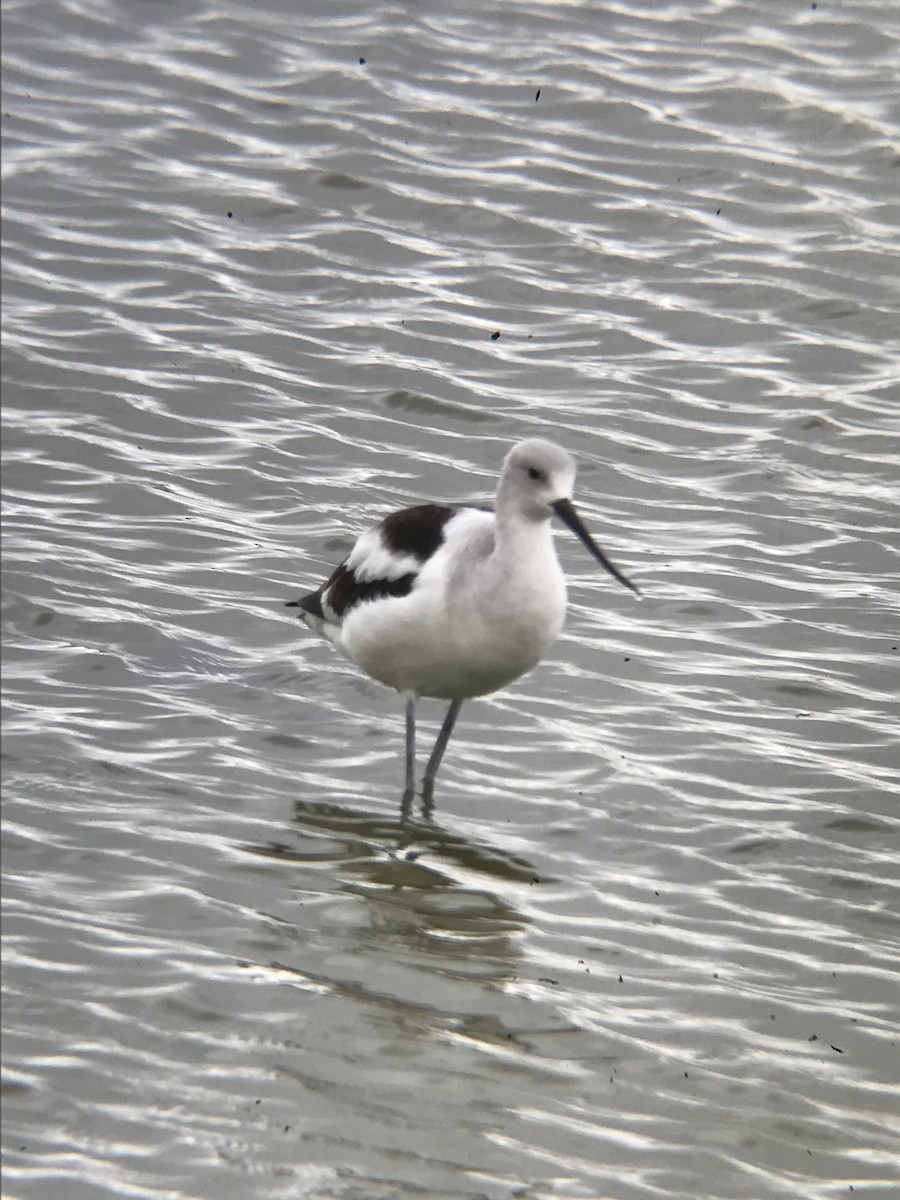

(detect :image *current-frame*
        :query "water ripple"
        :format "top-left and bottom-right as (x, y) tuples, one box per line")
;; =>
(4, 0), (900, 1197)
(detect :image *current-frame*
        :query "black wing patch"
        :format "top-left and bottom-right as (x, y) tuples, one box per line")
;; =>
(285, 590), (325, 618)
(286, 562), (418, 620)
(326, 563), (417, 617)
(380, 504), (456, 561)
(286, 504), (458, 622)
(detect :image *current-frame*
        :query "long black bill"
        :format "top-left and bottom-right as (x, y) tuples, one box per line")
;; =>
(552, 498), (640, 596)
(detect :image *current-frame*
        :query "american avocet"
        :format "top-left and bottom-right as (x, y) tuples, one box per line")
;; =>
(287, 438), (639, 802)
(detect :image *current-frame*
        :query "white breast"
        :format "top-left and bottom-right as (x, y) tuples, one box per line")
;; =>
(340, 508), (567, 700)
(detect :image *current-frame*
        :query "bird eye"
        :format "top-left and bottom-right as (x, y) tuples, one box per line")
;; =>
(526, 466), (544, 482)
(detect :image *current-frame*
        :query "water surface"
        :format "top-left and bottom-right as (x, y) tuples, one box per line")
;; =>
(3, 1), (899, 1197)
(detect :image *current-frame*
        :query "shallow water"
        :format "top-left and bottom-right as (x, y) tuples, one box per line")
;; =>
(3, 0), (899, 1197)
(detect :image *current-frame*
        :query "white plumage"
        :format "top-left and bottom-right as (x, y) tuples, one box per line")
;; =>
(287, 438), (638, 801)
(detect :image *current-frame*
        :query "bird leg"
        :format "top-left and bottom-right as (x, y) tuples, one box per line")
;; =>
(422, 700), (463, 801)
(403, 696), (416, 802)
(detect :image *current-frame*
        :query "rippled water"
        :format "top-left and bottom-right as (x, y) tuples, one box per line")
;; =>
(3, 0), (899, 1197)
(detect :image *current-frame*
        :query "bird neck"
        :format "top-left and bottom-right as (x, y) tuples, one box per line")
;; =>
(493, 510), (556, 572)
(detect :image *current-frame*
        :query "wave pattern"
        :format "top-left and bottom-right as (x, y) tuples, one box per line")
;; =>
(3, 0), (899, 1197)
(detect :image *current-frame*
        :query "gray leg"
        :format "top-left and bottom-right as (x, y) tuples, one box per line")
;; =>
(403, 696), (416, 800)
(423, 700), (462, 794)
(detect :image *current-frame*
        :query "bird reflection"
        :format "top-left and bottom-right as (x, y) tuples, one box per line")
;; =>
(244, 797), (546, 956)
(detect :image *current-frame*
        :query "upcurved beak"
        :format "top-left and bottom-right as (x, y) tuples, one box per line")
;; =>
(552, 498), (640, 596)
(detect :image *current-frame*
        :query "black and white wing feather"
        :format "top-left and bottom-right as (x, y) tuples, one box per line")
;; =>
(286, 503), (459, 627)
